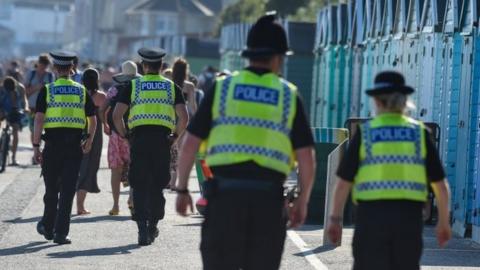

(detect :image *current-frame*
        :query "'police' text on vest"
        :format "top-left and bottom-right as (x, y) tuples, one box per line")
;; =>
(52, 86), (82, 95)
(233, 84), (279, 105)
(141, 81), (170, 91)
(370, 127), (416, 143)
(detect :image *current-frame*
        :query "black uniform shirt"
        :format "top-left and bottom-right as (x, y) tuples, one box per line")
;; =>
(187, 67), (315, 181)
(116, 74), (185, 134)
(36, 84), (96, 141)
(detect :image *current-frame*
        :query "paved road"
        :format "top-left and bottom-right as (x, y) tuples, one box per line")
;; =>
(0, 130), (479, 269)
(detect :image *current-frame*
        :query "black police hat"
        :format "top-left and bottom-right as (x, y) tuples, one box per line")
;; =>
(49, 50), (77, 66)
(138, 47), (166, 62)
(241, 11), (292, 58)
(366, 71), (415, 96)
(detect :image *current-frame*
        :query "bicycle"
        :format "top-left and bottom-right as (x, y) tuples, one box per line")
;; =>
(0, 122), (11, 173)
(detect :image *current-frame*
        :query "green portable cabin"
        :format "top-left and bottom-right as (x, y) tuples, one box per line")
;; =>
(322, 5), (339, 128)
(219, 24), (249, 72)
(311, 8), (328, 127)
(334, 4), (349, 128)
(283, 21), (316, 118)
(359, 0), (375, 117)
(404, 0), (424, 118)
(418, 0), (446, 123)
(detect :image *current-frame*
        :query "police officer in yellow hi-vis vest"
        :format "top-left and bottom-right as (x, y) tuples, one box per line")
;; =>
(176, 13), (316, 270)
(113, 48), (188, 246)
(34, 51), (97, 245)
(328, 71), (452, 270)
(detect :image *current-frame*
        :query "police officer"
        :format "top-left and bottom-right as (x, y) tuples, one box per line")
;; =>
(34, 51), (97, 245)
(176, 13), (316, 270)
(113, 48), (188, 246)
(328, 71), (452, 270)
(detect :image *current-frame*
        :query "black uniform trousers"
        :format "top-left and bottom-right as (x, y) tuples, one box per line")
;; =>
(352, 201), (424, 270)
(41, 140), (83, 236)
(201, 179), (287, 270)
(129, 130), (171, 222)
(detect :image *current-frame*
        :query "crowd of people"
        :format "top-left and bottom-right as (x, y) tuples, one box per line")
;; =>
(0, 54), (217, 215)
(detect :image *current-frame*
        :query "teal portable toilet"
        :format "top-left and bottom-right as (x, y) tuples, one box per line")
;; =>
(371, 0), (386, 80)
(452, 0), (479, 237)
(349, 0), (365, 118)
(334, 4), (349, 128)
(440, 0), (465, 236)
(418, 0), (446, 123)
(404, 0), (424, 118)
(380, 0), (397, 69)
(283, 21), (316, 117)
(359, 0), (375, 117)
(311, 8), (328, 127)
(471, 1), (480, 244)
(322, 5), (339, 127)
(391, 0), (410, 73)
(345, 0), (361, 118)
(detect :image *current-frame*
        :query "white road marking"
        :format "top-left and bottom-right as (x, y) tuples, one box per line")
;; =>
(287, 230), (330, 270)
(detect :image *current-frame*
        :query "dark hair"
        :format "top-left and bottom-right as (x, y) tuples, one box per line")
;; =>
(38, 54), (51, 66)
(2, 76), (16, 91)
(54, 64), (73, 74)
(73, 56), (79, 66)
(82, 68), (99, 91)
(135, 61), (144, 75)
(189, 74), (198, 87)
(142, 61), (162, 72)
(172, 58), (188, 89)
(161, 62), (170, 71)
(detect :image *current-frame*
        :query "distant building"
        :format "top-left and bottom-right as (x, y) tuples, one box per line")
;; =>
(0, 0), (73, 58)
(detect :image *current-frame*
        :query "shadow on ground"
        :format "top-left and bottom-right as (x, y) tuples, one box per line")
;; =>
(0, 241), (56, 256)
(47, 244), (139, 258)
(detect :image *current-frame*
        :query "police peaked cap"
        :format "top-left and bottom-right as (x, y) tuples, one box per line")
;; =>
(366, 71), (415, 96)
(241, 11), (293, 58)
(138, 47), (166, 62)
(49, 50), (77, 66)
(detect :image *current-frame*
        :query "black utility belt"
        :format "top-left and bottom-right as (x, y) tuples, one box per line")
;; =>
(203, 177), (284, 198)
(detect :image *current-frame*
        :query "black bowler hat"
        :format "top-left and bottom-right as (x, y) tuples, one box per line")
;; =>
(138, 47), (166, 62)
(49, 50), (77, 66)
(366, 71), (415, 96)
(241, 11), (292, 58)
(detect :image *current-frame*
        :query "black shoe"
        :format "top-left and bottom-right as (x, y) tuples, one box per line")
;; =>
(53, 235), (71, 245)
(148, 226), (159, 242)
(137, 221), (151, 246)
(36, 222), (53, 240)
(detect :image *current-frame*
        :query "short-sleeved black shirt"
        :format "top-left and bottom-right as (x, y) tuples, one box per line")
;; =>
(187, 67), (315, 181)
(336, 126), (446, 183)
(116, 74), (186, 134)
(36, 83), (96, 140)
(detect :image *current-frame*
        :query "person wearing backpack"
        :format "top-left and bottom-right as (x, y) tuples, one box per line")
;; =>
(25, 54), (54, 165)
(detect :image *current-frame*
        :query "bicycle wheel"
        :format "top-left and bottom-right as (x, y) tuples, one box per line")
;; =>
(0, 129), (9, 173)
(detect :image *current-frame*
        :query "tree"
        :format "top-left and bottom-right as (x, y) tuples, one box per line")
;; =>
(218, 0), (267, 26)
(288, 0), (330, 22)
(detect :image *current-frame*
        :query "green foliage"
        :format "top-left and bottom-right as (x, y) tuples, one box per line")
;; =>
(288, 0), (328, 22)
(218, 0), (267, 26)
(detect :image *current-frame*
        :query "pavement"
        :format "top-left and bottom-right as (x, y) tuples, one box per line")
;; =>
(0, 130), (479, 269)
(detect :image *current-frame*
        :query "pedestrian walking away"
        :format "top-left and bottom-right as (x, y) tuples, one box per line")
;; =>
(34, 50), (97, 245)
(25, 54), (54, 165)
(175, 13), (316, 270)
(327, 71), (452, 270)
(76, 68), (106, 215)
(113, 47), (188, 246)
(101, 60), (141, 216)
